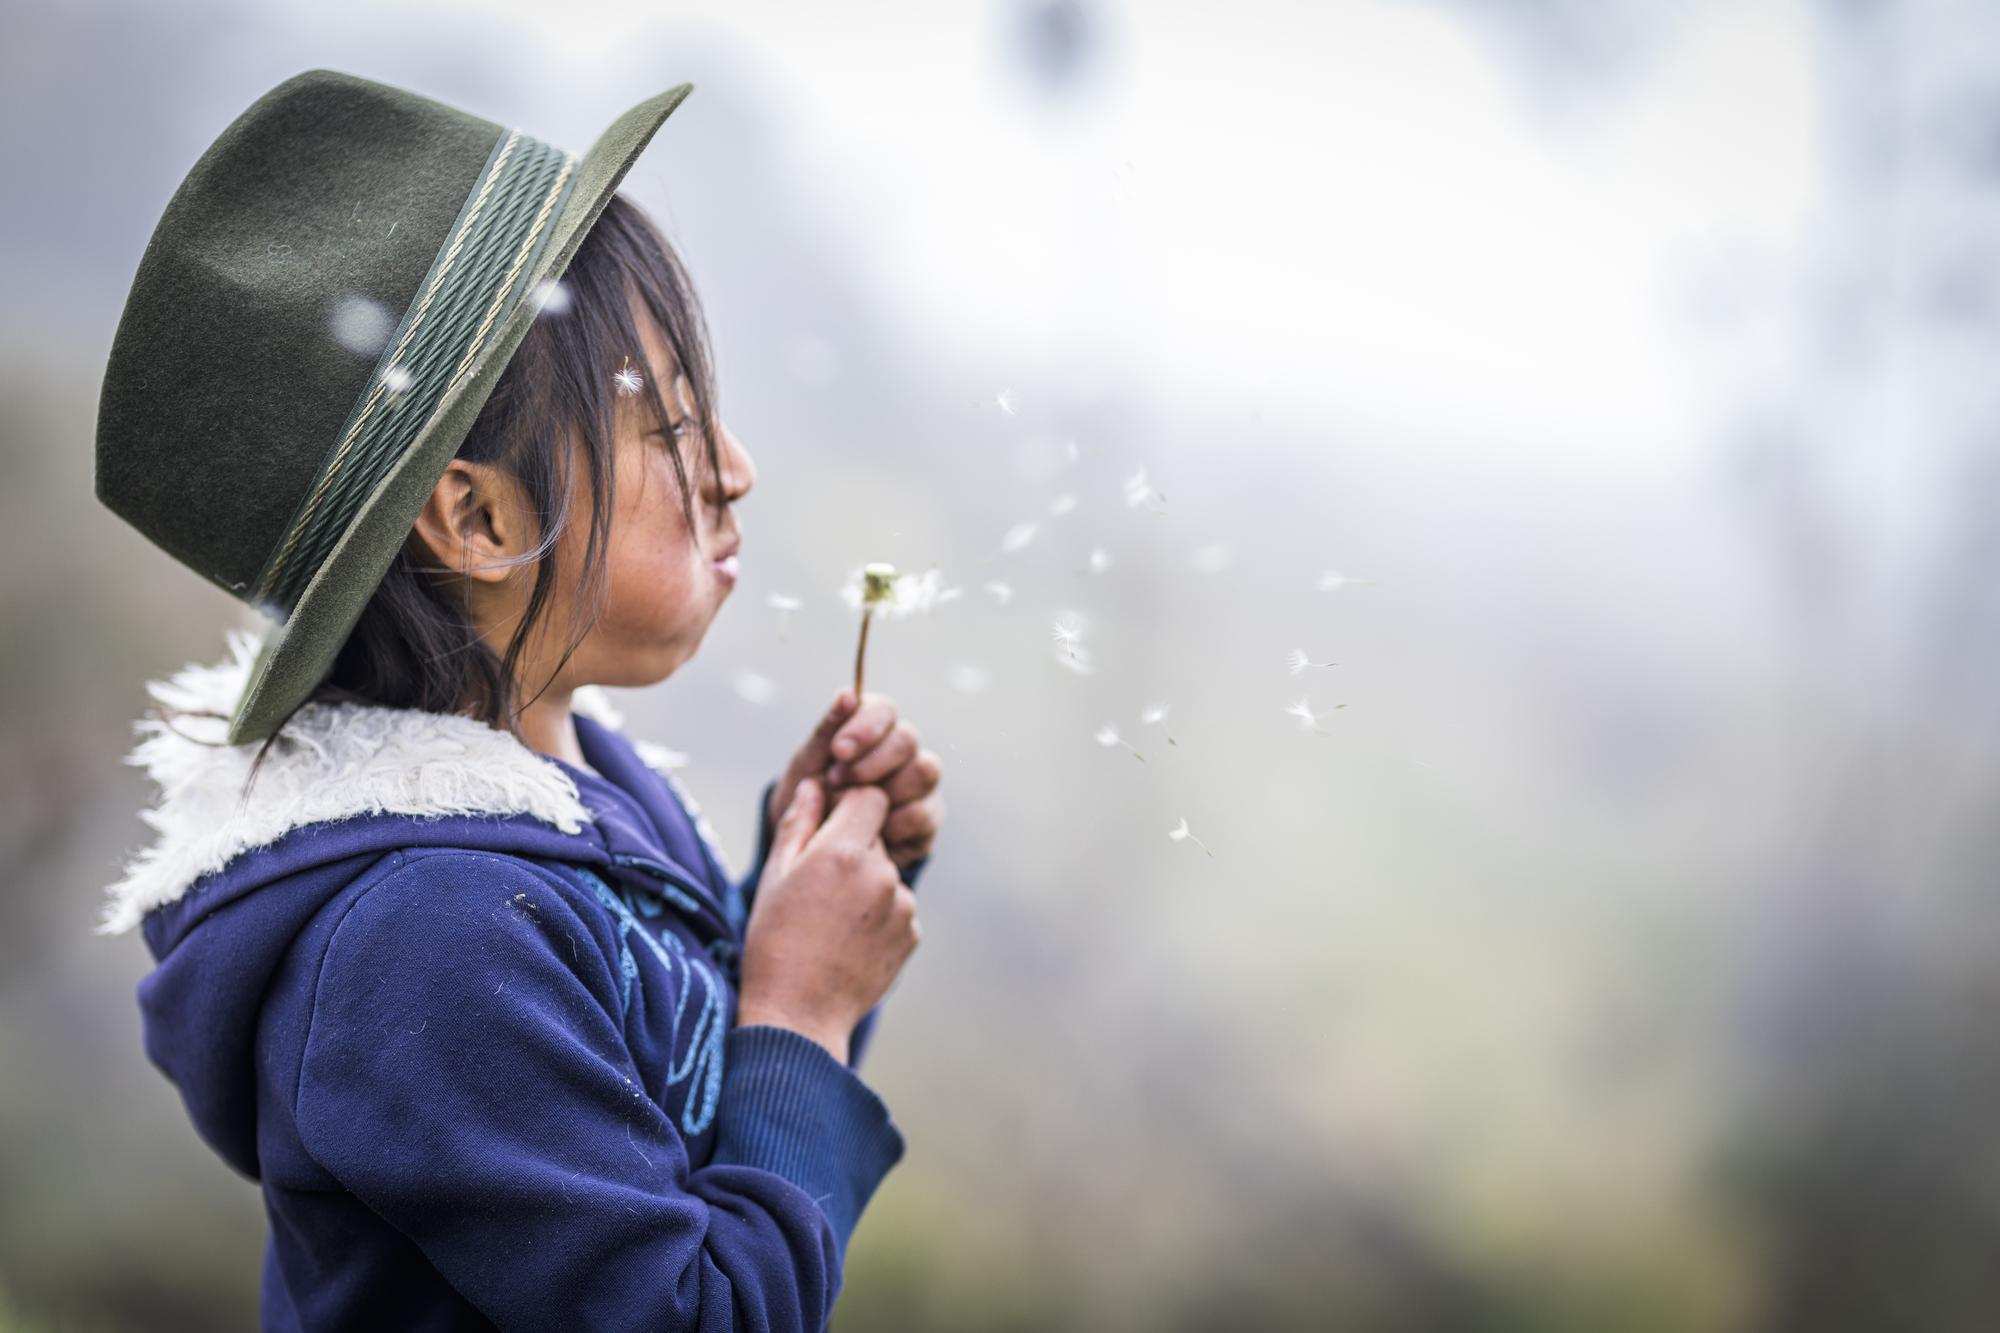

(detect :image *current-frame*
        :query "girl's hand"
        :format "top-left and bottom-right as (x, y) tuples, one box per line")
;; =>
(768, 690), (946, 874)
(738, 779), (921, 1062)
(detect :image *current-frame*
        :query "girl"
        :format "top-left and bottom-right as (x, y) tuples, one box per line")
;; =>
(94, 70), (943, 1330)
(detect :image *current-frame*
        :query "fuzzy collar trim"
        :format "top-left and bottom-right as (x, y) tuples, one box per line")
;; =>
(98, 623), (688, 936)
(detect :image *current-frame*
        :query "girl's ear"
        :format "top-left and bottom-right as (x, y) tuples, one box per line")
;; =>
(409, 459), (531, 584)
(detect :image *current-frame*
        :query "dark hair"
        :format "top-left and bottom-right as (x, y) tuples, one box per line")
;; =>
(153, 192), (724, 799)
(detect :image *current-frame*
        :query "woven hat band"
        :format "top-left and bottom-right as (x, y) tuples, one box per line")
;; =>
(253, 126), (581, 613)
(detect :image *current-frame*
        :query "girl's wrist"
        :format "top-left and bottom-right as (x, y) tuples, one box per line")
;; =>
(733, 1005), (851, 1066)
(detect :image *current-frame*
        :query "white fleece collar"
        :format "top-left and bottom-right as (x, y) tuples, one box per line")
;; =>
(98, 622), (691, 936)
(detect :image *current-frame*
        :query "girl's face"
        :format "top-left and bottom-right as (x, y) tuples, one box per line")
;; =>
(532, 295), (756, 693)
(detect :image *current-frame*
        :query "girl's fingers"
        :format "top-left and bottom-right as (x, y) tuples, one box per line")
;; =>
(884, 794), (943, 848)
(880, 749), (942, 806)
(767, 776), (824, 880)
(835, 720), (920, 787)
(830, 694), (897, 764)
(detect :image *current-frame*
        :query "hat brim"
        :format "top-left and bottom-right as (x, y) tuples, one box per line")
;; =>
(223, 83), (694, 746)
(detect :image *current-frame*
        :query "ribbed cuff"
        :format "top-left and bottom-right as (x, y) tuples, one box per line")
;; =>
(710, 1024), (906, 1254)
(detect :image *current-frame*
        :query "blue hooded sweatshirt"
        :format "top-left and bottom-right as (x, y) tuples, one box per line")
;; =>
(100, 630), (919, 1331)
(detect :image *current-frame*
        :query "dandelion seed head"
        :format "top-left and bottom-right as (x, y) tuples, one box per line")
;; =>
(381, 363), (413, 395)
(1086, 547), (1112, 574)
(1168, 818), (1191, 842)
(983, 580), (1015, 606)
(1122, 467), (1152, 507)
(1049, 492), (1077, 517)
(1287, 649), (1310, 676)
(1051, 612), (1087, 647)
(995, 388), (1017, 415)
(766, 593), (803, 613)
(1141, 702), (1170, 726)
(1094, 724), (1122, 748)
(1285, 696), (1317, 724)
(1000, 521), (1039, 554)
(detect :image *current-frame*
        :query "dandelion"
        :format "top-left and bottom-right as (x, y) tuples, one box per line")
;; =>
(1093, 723), (1146, 764)
(1049, 492), (1077, 517)
(613, 356), (645, 397)
(842, 562), (944, 697)
(995, 388), (1017, 416)
(733, 671), (778, 706)
(1284, 695), (1347, 735)
(766, 592), (803, 640)
(1286, 649), (1339, 675)
(1000, 521), (1039, 554)
(1317, 570), (1377, 592)
(983, 580), (1015, 606)
(1167, 816), (1215, 858)
(1139, 701), (1179, 747)
(1123, 466), (1166, 513)
(1085, 546), (1112, 575)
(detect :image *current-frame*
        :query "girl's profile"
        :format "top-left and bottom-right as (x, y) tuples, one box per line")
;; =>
(93, 67), (943, 1330)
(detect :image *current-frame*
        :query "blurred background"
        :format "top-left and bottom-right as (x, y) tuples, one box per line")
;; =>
(4, 0), (1996, 1328)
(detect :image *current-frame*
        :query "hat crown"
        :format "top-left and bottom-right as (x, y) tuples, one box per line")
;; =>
(95, 68), (508, 600)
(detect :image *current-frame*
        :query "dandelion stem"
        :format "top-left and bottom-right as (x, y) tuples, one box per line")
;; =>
(854, 606), (873, 699)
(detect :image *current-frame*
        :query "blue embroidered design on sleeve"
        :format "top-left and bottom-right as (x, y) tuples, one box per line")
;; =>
(573, 867), (727, 1136)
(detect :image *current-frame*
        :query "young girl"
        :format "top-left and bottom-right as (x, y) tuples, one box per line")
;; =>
(93, 70), (943, 1329)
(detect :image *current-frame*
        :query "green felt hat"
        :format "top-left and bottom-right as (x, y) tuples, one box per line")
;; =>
(95, 67), (693, 744)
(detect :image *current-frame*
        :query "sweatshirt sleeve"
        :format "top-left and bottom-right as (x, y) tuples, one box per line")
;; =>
(291, 852), (904, 1332)
(738, 780), (926, 1074)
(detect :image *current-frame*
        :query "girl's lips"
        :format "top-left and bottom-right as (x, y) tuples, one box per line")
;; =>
(712, 554), (739, 586)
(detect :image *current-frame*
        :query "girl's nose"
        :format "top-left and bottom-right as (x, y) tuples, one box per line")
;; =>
(715, 421), (756, 504)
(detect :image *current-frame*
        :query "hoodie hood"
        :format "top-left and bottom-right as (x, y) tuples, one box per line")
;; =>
(109, 623), (747, 1179)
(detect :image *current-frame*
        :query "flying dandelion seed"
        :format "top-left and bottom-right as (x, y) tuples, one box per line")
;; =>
(613, 356), (645, 397)
(1317, 570), (1377, 592)
(1167, 816), (1215, 858)
(1190, 542), (1233, 574)
(530, 277), (573, 316)
(381, 364), (413, 395)
(733, 671), (778, 706)
(1000, 521), (1039, 554)
(1051, 611), (1097, 674)
(995, 388), (1017, 415)
(1049, 493), (1078, 517)
(1065, 438), (1080, 465)
(1056, 643), (1098, 675)
(766, 592), (803, 640)
(1093, 723), (1147, 763)
(983, 580), (1015, 606)
(1286, 649), (1340, 675)
(1140, 701), (1180, 746)
(948, 663), (991, 695)
(1123, 466), (1167, 513)
(1284, 696), (1346, 735)
(330, 293), (392, 355)
(1085, 547), (1112, 575)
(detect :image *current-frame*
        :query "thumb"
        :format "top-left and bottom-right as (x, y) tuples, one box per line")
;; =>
(788, 690), (860, 781)
(767, 775), (824, 880)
